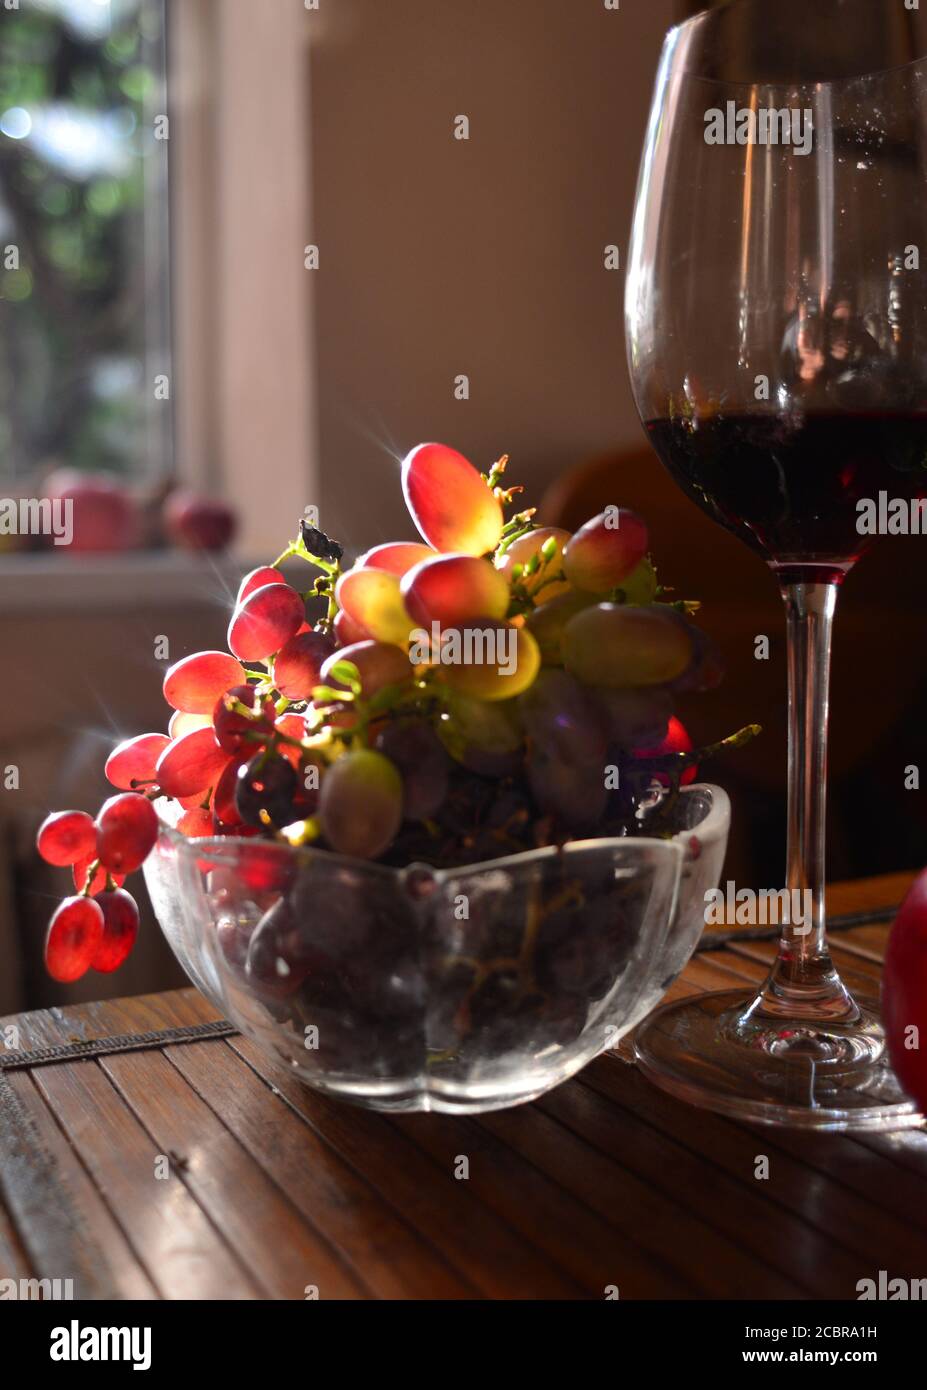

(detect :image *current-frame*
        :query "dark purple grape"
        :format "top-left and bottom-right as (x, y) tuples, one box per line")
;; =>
(670, 623), (724, 694)
(534, 913), (617, 1001)
(520, 670), (609, 829)
(590, 686), (673, 748)
(439, 693), (524, 776)
(519, 669), (607, 761)
(527, 746), (608, 831)
(235, 754), (299, 828)
(374, 719), (450, 820)
(244, 898), (332, 1000)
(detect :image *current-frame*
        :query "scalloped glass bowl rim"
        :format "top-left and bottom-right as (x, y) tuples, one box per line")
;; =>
(154, 781), (731, 880)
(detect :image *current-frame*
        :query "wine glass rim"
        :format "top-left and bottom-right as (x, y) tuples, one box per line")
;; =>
(666, 4), (927, 92)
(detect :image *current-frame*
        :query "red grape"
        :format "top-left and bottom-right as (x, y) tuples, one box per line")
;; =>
(401, 443), (504, 555)
(333, 608), (369, 646)
(177, 806), (215, 838)
(73, 856), (125, 896)
(36, 810), (97, 866)
(334, 568), (412, 646)
(884, 869), (927, 1112)
(105, 733), (171, 790)
(320, 640), (413, 698)
(168, 711), (210, 738)
(496, 527), (571, 603)
(178, 786), (216, 810)
(213, 684), (274, 756)
(237, 566), (286, 605)
(274, 712), (309, 770)
(237, 842), (296, 893)
(562, 509), (649, 594)
(273, 630), (335, 701)
(163, 651), (246, 714)
(357, 541), (436, 575)
(562, 604), (692, 687)
(319, 749), (402, 858)
(213, 758), (245, 827)
(91, 889), (139, 973)
(155, 727), (229, 799)
(96, 793), (160, 874)
(401, 553), (510, 628)
(228, 583), (305, 661)
(632, 716), (696, 786)
(45, 896), (104, 983)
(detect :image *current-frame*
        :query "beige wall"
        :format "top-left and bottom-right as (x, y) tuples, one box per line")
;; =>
(1, 580), (233, 1012)
(307, 0), (676, 551)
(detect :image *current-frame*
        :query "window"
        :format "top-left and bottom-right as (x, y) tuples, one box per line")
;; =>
(0, 0), (169, 496)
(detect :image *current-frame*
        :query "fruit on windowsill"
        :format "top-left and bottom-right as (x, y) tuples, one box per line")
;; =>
(163, 488), (237, 552)
(43, 469), (140, 553)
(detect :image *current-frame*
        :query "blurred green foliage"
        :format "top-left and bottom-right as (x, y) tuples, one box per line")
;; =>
(0, 0), (164, 481)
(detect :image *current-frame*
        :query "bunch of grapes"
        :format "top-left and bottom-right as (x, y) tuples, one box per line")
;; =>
(37, 442), (756, 982)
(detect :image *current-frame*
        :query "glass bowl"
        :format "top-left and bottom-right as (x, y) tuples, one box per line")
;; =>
(143, 783), (729, 1113)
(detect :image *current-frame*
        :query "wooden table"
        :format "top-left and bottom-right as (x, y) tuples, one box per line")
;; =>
(2, 870), (925, 1301)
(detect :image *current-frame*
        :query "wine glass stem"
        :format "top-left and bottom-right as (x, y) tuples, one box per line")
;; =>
(759, 580), (856, 1021)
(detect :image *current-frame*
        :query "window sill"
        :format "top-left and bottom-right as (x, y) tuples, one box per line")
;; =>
(0, 551), (244, 613)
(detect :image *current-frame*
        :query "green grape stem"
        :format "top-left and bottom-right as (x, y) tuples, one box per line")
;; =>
(78, 858), (102, 897)
(495, 511), (538, 558)
(638, 723), (762, 775)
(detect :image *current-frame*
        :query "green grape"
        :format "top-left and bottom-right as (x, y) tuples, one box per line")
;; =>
(438, 691), (524, 775)
(436, 621), (541, 701)
(318, 749), (403, 858)
(562, 603), (692, 688)
(614, 556), (659, 605)
(525, 590), (595, 664)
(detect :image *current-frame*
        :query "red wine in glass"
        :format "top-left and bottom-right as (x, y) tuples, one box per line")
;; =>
(626, 0), (927, 1129)
(645, 410), (927, 583)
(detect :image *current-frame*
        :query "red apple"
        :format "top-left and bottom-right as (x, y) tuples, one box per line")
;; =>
(43, 469), (140, 553)
(163, 489), (236, 552)
(883, 869), (927, 1111)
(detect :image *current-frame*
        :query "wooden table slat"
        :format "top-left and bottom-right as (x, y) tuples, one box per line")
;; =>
(100, 1048), (366, 1300)
(397, 1105), (690, 1298)
(542, 1073), (863, 1297)
(5, 1070), (157, 1300)
(164, 1039), (474, 1300)
(229, 1035), (581, 1299)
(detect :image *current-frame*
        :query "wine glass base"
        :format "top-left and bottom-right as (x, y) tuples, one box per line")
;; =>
(634, 989), (924, 1132)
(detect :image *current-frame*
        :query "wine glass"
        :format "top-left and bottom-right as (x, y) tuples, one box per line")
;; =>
(626, 0), (927, 1129)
